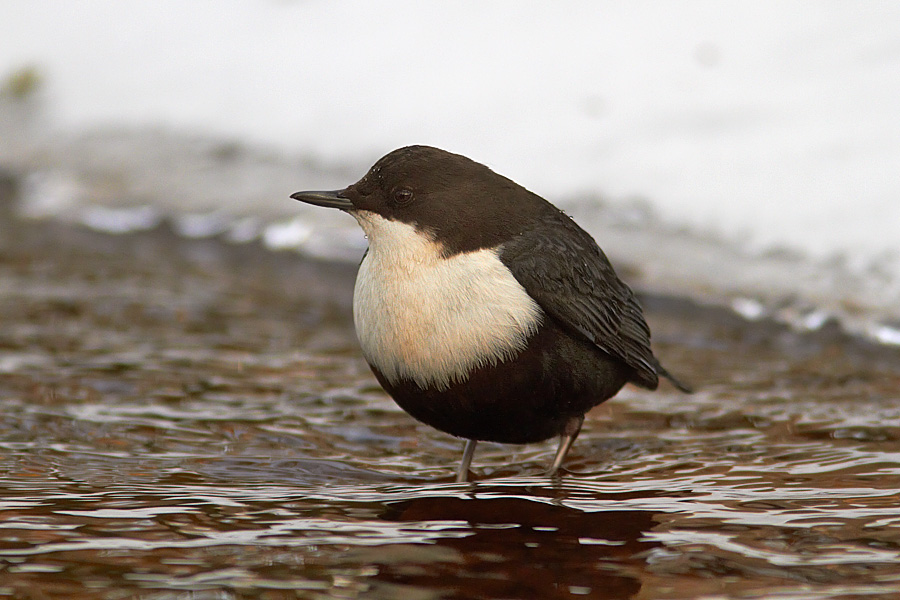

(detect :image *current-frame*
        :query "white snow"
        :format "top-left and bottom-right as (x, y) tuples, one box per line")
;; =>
(4, 1), (899, 258)
(2, 0), (900, 334)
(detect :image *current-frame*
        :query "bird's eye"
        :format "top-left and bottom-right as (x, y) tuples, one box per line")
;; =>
(393, 189), (414, 206)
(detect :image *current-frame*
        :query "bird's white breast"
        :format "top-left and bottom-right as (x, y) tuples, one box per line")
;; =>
(351, 212), (543, 391)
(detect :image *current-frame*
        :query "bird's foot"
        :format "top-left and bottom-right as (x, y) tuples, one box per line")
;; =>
(455, 439), (478, 482)
(548, 415), (584, 476)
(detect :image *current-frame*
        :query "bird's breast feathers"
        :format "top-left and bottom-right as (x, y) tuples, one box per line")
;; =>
(352, 212), (542, 391)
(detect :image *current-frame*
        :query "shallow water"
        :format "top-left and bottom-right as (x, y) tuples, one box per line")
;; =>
(2, 219), (900, 599)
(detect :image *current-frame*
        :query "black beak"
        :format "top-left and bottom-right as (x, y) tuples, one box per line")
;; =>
(290, 190), (354, 211)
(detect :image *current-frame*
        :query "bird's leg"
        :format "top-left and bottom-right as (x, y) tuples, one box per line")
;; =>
(456, 439), (478, 482)
(548, 415), (584, 476)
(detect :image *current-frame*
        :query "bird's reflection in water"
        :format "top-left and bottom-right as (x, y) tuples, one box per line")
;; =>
(376, 491), (662, 599)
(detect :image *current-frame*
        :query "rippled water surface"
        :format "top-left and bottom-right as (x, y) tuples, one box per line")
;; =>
(2, 220), (900, 599)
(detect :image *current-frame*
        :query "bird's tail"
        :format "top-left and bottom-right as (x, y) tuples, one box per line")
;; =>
(654, 360), (693, 393)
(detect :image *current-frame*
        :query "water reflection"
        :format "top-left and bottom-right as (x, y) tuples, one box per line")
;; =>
(379, 496), (658, 599)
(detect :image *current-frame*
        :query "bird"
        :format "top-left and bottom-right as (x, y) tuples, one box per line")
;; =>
(291, 145), (690, 482)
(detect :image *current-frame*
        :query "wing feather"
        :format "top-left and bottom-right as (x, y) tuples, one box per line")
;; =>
(500, 213), (660, 389)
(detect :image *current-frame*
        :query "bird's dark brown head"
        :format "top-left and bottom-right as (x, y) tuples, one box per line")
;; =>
(292, 145), (555, 254)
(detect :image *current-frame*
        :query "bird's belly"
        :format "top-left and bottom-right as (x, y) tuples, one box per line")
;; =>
(353, 246), (542, 391)
(374, 319), (631, 443)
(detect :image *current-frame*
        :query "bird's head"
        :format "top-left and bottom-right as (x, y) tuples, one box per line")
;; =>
(292, 145), (549, 255)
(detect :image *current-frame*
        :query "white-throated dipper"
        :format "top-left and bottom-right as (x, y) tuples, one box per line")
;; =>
(291, 145), (690, 482)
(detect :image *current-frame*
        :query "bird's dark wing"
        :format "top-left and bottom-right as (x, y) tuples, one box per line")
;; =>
(499, 213), (661, 389)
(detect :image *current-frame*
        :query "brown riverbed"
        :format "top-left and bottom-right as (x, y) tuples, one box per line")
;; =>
(1, 210), (899, 599)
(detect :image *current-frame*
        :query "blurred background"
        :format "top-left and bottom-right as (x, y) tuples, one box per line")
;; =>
(2, 0), (900, 341)
(4, 5), (900, 597)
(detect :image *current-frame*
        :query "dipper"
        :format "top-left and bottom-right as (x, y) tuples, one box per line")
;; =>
(292, 145), (690, 482)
